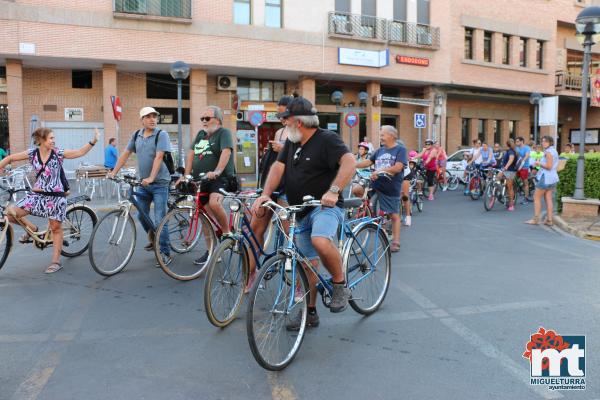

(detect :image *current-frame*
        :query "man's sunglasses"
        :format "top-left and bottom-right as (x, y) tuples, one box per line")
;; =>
(200, 116), (214, 122)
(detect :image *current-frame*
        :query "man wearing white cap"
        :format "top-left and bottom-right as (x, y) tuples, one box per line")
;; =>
(110, 106), (173, 265)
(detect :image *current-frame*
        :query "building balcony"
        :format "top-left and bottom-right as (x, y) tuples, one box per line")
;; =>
(555, 71), (584, 96)
(113, 0), (191, 20)
(328, 12), (440, 50)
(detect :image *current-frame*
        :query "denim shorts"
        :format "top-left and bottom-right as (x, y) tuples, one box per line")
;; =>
(294, 206), (343, 261)
(375, 192), (401, 214)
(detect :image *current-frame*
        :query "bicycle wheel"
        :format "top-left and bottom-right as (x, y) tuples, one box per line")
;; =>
(469, 177), (481, 200)
(483, 185), (496, 211)
(345, 223), (391, 315)
(154, 207), (216, 281)
(447, 173), (460, 191)
(89, 209), (136, 276)
(61, 206), (97, 257)
(204, 237), (249, 328)
(246, 254), (309, 371)
(415, 192), (424, 213)
(0, 221), (13, 271)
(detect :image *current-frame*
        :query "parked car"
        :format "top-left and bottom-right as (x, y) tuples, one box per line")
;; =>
(446, 149), (469, 178)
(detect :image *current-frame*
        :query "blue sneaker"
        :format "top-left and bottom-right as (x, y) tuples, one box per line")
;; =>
(464, 190), (470, 196)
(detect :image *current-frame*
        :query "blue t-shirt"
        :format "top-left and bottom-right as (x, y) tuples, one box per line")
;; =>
(502, 148), (518, 171)
(126, 128), (172, 185)
(518, 145), (531, 168)
(104, 145), (118, 169)
(370, 144), (407, 197)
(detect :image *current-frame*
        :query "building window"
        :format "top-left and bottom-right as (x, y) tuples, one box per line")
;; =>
(146, 73), (189, 100)
(153, 107), (190, 125)
(234, 0), (251, 25)
(502, 35), (510, 65)
(72, 70), (92, 89)
(484, 31), (492, 63)
(536, 40), (544, 69)
(519, 38), (527, 67)
(417, 0), (430, 25)
(393, 0), (407, 21)
(493, 120), (502, 144)
(509, 120), (516, 139)
(237, 79), (285, 102)
(362, 0), (376, 16)
(465, 28), (473, 60)
(114, 0), (191, 18)
(461, 118), (471, 146)
(478, 119), (487, 143)
(335, 0), (351, 13)
(265, 0), (281, 28)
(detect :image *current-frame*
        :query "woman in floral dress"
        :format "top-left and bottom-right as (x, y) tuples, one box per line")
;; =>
(0, 127), (100, 273)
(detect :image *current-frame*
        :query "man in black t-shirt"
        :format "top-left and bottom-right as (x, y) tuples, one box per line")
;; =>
(252, 97), (356, 319)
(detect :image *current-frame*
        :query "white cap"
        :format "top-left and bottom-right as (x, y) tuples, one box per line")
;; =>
(139, 106), (159, 119)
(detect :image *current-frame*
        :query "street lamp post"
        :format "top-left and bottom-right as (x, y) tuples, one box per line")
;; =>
(170, 61), (190, 169)
(529, 92), (542, 145)
(574, 7), (600, 200)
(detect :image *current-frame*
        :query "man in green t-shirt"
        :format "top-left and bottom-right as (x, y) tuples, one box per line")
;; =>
(0, 147), (7, 160)
(180, 105), (234, 264)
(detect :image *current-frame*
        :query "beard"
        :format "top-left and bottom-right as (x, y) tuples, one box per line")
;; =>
(287, 126), (302, 143)
(206, 125), (219, 134)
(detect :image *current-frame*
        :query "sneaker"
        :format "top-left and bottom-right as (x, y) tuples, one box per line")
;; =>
(155, 253), (172, 268)
(507, 205), (515, 211)
(428, 194), (434, 201)
(404, 215), (411, 227)
(286, 311), (320, 331)
(464, 190), (470, 196)
(442, 186), (447, 192)
(330, 283), (351, 313)
(193, 251), (209, 265)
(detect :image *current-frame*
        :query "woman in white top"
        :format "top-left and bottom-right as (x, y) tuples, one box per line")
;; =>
(525, 136), (559, 226)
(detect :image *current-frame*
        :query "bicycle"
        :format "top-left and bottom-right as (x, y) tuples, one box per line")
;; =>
(203, 189), (284, 328)
(514, 170), (536, 203)
(347, 171), (373, 220)
(246, 196), (391, 370)
(0, 182), (97, 271)
(88, 174), (186, 277)
(153, 174), (230, 281)
(483, 169), (516, 211)
(409, 177), (424, 213)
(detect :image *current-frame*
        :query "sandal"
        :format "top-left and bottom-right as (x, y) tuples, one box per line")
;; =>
(390, 242), (401, 253)
(18, 226), (38, 243)
(544, 220), (554, 226)
(44, 262), (62, 274)
(525, 217), (540, 225)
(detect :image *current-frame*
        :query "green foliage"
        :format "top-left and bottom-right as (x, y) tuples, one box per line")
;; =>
(556, 153), (600, 211)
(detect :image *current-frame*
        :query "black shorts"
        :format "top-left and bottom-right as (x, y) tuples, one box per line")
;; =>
(425, 169), (436, 187)
(199, 178), (228, 205)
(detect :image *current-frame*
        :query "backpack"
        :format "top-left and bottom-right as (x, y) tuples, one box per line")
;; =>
(34, 149), (70, 195)
(133, 129), (176, 174)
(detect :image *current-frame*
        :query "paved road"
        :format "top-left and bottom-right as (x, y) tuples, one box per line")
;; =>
(1, 191), (599, 400)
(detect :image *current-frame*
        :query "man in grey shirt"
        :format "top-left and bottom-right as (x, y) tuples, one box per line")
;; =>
(109, 106), (172, 265)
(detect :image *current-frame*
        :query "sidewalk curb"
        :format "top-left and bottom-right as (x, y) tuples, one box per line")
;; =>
(554, 215), (600, 241)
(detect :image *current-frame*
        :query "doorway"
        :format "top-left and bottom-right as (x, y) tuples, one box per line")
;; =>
(0, 104), (8, 152)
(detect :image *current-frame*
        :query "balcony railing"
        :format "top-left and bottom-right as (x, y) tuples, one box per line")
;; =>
(114, 0), (191, 19)
(328, 12), (440, 49)
(556, 71), (583, 91)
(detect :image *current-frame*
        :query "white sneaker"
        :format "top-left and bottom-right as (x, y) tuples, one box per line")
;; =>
(405, 215), (411, 226)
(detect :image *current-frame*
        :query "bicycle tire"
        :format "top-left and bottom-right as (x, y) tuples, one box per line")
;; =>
(469, 177), (481, 200)
(447, 173), (460, 191)
(483, 185), (496, 211)
(246, 253), (309, 371)
(345, 223), (391, 315)
(0, 222), (13, 271)
(61, 205), (97, 257)
(89, 210), (136, 276)
(204, 237), (249, 328)
(154, 207), (217, 281)
(416, 193), (424, 213)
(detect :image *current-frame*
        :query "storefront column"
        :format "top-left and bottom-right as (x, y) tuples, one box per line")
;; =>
(485, 119), (495, 145)
(366, 81), (381, 150)
(6, 59), (24, 154)
(190, 69), (208, 142)
(102, 64), (117, 146)
(501, 120), (509, 144)
(298, 76), (315, 105)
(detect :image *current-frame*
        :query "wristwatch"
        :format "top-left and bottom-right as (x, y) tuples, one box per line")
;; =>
(328, 185), (340, 194)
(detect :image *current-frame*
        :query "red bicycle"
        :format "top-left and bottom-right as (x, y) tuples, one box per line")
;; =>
(154, 174), (231, 281)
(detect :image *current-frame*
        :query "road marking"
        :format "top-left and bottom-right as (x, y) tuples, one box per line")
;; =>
(449, 301), (553, 316)
(0, 334), (51, 343)
(11, 352), (60, 400)
(0, 282), (46, 288)
(439, 317), (562, 400)
(396, 282), (438, 309)
(267, 372), (297, 400)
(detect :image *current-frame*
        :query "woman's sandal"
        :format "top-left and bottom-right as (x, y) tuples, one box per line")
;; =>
(525, 217), (540, 225)
(18, 226), (39, 243)
(44, 262), (62, 274)
(391, 242), (401, 253)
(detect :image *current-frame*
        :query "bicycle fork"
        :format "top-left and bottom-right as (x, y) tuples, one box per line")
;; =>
(109, 205), (131, 246)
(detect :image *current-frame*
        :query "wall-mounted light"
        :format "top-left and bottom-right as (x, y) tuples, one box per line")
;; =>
(330, 90), (344, 105)
(358, 91), (369, 106)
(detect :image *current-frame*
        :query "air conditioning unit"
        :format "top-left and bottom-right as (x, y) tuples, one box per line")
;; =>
(417, 32), (432, 45)
(122, 0), (147, 13)
(217, 76), (237, 91)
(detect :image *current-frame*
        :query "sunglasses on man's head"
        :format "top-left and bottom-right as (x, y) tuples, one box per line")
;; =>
(200, 116), (214, 122)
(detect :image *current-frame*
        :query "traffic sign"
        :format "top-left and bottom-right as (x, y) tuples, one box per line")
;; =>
(345, 112), (359, 128)
(248, 111), (265, 127)
(414, 113), (426, 129)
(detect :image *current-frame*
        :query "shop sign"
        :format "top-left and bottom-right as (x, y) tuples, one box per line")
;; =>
(591, 69), (600, 107)
(64, 108), (84, 122)
(395, 55), (429, 67)
(338, 48), (389, 68)
(265, 112), (280, 123)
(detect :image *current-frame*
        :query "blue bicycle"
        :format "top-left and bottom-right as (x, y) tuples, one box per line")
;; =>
(246, 196), (391, 370)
